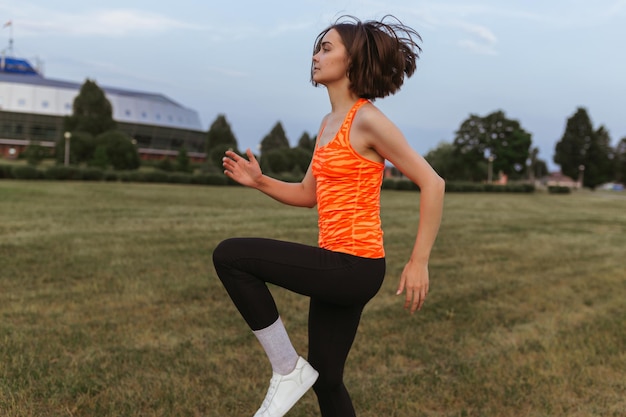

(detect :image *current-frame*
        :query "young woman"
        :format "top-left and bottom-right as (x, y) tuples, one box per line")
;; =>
(213, 15), (445, 417)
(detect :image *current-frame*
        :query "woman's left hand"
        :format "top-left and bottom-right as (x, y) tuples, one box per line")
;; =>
(396, 260), (430, 314)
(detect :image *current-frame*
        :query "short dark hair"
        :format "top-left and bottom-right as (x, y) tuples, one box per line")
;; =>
(311, 15), (422, 99)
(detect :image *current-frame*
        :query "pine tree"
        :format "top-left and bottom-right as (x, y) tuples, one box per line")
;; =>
(64, 79), (116, 136)
(297, 132), (315, 151)
(554, 108), (614, 188)
(615, 137), (626, 184)
(206, 114), (238, 152)
(176, 147), (192, 173)
(260, 122), (289, 154)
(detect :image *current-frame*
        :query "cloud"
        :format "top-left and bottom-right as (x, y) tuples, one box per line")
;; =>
(457, 39), (497, 56)
(451, 20), (498, 55)
(2, 5), (206, 37)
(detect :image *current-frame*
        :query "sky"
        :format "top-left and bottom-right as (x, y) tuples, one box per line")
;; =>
(1, 0), (625, 170)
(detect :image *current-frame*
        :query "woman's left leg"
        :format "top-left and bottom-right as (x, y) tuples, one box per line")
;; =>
(308, 298), (364, 417)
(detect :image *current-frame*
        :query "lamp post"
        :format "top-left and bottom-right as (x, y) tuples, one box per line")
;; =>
(64, 131), (71, 166)
(578, 164), (585, 189)
(487, 155), (495, 183)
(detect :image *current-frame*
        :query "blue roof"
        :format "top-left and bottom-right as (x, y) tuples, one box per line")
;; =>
(0, 57), (39, 75)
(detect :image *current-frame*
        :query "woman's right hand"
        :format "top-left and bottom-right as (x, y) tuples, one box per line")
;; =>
(223, 148), (263, 188)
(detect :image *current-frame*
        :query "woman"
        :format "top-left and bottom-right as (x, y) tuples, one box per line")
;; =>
(213, 15), (444, 417)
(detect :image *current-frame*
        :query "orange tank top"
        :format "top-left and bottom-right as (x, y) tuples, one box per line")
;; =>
(311, 98), (385, 258)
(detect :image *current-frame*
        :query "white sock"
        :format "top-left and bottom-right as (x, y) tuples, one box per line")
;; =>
(253, 317), (299, 375)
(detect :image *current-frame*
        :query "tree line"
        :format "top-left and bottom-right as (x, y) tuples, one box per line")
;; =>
(208, 107), (625, 189)
(24, 79), (626, 189)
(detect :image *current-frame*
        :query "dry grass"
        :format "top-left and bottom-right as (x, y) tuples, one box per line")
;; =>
(0, 181), (624, 416)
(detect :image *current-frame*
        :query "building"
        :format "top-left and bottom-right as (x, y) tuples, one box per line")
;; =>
(542, 171), (579, 188)
(0, 55), (207, 161)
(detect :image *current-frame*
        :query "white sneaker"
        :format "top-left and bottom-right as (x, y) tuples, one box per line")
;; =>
(253, 356), (319, 417)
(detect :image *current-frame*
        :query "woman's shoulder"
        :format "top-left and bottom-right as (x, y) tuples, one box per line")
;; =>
(355, 101), (393, 131)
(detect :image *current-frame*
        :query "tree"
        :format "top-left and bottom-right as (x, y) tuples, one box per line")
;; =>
(88, 145), (110, 169)
(585, 126), (614, 188)
(55, 131), (96, 165)
(64, 79), (116, 136)
(24, 142), (48, 166)
(615, 137), (626, 184)
(424, 142), (463, 180)
(288, 147), (314, 174)
(206, 114), (238, 153)
(96, 130), (140, 170)
(260, 122), (290, 154)
(261, 149), (291, 174)
(157, 157), (174, 172)
(527, 147), (548, 182)
(297, 132), (315, 152)
(452, 110), (532, 181)
(176, 147), (192, 173)
(554, 108), (614, 189)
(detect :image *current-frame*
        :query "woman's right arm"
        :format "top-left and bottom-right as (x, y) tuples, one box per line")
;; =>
(223, 148), (317, 208)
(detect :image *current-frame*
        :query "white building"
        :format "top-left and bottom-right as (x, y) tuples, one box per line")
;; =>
(0, 56), (206, 161)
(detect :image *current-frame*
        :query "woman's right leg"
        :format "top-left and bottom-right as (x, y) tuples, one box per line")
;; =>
(212, 237), (384, 330)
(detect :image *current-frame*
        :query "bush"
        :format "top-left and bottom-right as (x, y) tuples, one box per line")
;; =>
(548, 185), (571, 194)
(157, 158), (175, 172)
(196, 174), (229, 186)
(0, 164), (14, 179)
(268, 172), (303, 183)
(381, 179), (419, 191)
(96, 130), (140, 170)
(44, 166), (83, 180)
(117, 171), (139, 182)
(176, 148), (192, 173)
(139, 171), (170, 183)
(24, 142), (49, 166)
(444, 182), (535, 193)
(81, 168), (105, 181)
(11, 165), (42, 180)
(166, 173), (188, 184)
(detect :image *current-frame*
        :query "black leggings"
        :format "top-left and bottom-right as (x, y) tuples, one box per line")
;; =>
(212, 237), (386, 417)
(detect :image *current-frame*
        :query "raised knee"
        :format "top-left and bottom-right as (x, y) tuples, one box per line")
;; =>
(212, 238), (239, 266)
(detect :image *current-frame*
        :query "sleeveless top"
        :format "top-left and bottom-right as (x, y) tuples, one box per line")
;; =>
(311, 98), (385, 259)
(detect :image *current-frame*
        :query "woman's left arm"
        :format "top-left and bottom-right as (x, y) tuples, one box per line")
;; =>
(359, 107), (445, 314)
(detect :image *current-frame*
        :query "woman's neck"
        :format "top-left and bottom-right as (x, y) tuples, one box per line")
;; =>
(326, 86), (360, 115)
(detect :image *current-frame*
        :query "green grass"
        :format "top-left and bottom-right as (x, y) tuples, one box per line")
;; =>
(1, 181), (625, 417)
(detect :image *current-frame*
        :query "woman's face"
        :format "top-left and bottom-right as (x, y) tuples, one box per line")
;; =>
(312, 29), (349, 86)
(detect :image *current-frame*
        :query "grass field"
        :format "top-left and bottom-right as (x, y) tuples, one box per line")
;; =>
(0, 180), (625, 417)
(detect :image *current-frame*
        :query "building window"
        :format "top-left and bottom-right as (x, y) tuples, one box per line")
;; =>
(141, 111), (147, 119)
(18, 99), (26, 106)
(125, 109), (131, 116)
(42, 101), (49, 108)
